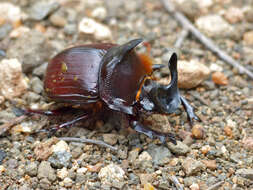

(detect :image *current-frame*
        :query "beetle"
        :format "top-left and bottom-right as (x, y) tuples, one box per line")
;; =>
(25, 39), (199, 144)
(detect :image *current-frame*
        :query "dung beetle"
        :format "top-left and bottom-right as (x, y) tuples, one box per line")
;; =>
(26, 39), (199, 144)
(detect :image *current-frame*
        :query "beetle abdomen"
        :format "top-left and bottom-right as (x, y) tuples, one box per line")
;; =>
(44, 46), (107, 103)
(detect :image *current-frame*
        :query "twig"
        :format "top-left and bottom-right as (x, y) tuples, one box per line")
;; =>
(174, 29), (189, 48)
(59, 137), (118, 151)
(0, 115), (28, 136)
(169, 175), (183, 190)
(207, 181), (224, 190)
(161, 0), (253, 79)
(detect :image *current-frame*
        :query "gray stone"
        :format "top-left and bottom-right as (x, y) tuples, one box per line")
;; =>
(98, 164), (126, 188)
(236, 169), (253, 180)
(102, 133), (118, 145)
(48, 151), (72, 169)
(6, 159), (18, 169)
(147, 144), (172, 165)
(38, 161), (56, 182)
(167, 141), (190, 155)
(0, 110), (16, 124)
(39, 178), (51, 190)
(182, 158), (205, 176)
(129, 173), (140, 185)
(49, 12), (67, 28)
(24, 91), (41, 103)
(128, 148), (140, 163)
(29, 1), (60, 21)
(25, 162), (38, 177)
(0, 23), (12, 40)
(196, 14), (233, 38)
(76, 173), (86, 184)
(0, 150), (6, 164)
(32, 62), (48, 77)
(30, 77), (43, 94)
(0, 59), (28, 99)
(71, 146), (82, 159)
(64, 24), (77, 35)
(7, 30), (52, 73)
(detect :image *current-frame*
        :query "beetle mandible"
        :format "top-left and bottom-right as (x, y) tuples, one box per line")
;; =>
(26, 39), (199, 144)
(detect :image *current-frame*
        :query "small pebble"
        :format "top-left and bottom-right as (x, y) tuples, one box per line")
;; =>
(144, 183), (155, 190)
(139, 173), (154, 185)
(192, 125), (205, 139)
(78, 17), (112, 40)
(52, 141), (70, 153)
(201, 160), (216, 170)
(201, 145), (211, 155)
(57, 167), (68, 180)
(196, 14), (233, 38)
(29, 1), (60, 21)
(0, 150), (6, 164)
(190, 183), (200, 190)
(212, 72), (228, 85)
(91, 7), (107, 21)
(167, 141), (190, 155)
(87, 163), (103, 173)
(38, 161), (56, 182)
(0, 59), (27, 99)
(224, 126), (233, 137)
(236, 169), (253, 180)
(224, 7), (244, 24)
(182, 158), (205, 176)
(25, 162), (38, 177)
(50, 14), (67, 28)
(177, 60), (210, 89)
(98, 164), (126, 187)
(243, 31), (253, 45)
(63, 177), (73, 188)
(102, 134), (118, 145)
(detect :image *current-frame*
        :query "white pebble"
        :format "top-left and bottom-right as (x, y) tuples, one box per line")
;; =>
(79, 17), (112, 40)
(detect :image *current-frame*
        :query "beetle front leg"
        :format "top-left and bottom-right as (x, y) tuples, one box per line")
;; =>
(180, 96), (200, 125)
(130, 120), (177, 144)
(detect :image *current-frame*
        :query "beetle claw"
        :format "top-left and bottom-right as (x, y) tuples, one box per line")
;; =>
(132, 121), (177, 144)
(180, 96), (200, 126)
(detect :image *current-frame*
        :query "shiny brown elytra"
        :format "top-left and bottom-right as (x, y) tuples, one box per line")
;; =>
(27, 39), (199, 144)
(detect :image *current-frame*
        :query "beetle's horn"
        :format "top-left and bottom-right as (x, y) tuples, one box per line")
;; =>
(147, 52), (181, 114)
(165, 53), (178, 91)
(103, 39), (143, 63)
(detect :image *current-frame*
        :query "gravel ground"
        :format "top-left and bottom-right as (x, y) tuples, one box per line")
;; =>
(0, 0), (253, 189)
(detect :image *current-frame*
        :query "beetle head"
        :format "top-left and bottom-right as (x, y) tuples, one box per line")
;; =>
(139, 53), (181, 114)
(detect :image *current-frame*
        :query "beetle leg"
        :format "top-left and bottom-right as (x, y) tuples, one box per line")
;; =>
(131, 120), (177, 144)
(16, 107), (77, 116)
(48, 114), (90, 136)
(180, 96), (200, 126)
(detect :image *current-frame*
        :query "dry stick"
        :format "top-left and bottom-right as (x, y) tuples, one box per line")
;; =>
(169, 175), (184, 190)
(207, 181), (224, 190)
(59, 137), (118, 151)
(174, 29), (189, 48)
(0, 115), (28, 136)
(161, 0), (253, 79)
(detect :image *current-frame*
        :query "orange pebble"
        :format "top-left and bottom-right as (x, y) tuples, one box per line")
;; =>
(212, 72), (228, 85)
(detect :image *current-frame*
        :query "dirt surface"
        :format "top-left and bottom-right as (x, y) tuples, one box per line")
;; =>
(0, 0), (253, 189)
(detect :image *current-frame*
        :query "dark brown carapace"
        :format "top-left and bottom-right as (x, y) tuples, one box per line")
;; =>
(26, 39), (199, 144)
